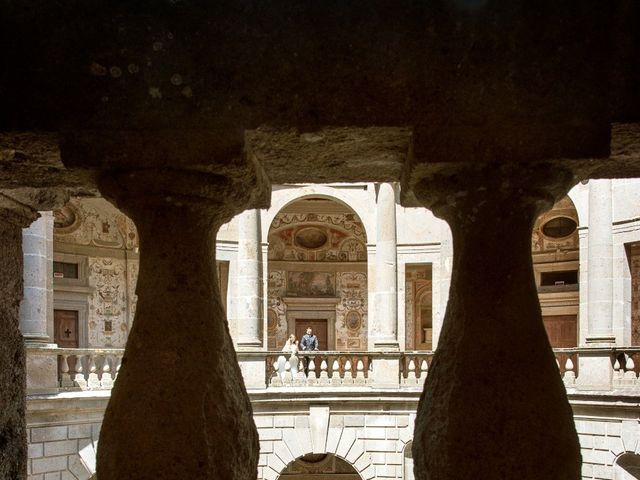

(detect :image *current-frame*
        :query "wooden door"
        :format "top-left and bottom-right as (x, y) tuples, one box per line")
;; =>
(543, 314), (577, 348)
(295, 319), (329, 351)
(54, 309), (79, 348)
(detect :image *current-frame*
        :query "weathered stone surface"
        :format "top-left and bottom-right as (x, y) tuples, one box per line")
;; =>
(0, 202), (38, 480)
(246, 127), (411, 184)
(95, 169), (266, 479)
(410, 163), (580, 480)
(0, 132), (96, 195)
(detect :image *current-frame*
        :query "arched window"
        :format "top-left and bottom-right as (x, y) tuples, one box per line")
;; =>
(614, 452), (640, 479)
(404, 441), (414, 480)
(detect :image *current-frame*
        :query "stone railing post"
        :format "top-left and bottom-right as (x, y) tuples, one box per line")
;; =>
(0, 194), (39, 480)
(578, 179), (616, 389)
(409, 164), (580, 480)
(95, 168), (269, 479)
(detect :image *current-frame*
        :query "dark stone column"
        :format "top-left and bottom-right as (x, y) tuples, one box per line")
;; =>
(96, 169), (266, 479)
(0, 198), (38, 480)
(411, 163), (580, 480)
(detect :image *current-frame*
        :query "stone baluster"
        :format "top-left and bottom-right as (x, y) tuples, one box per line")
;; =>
(406, 359), (418, 385)
(623, 355), (637, 386)
(343, 359), (354, 384)
(114, 355), (122, 382)
(331, 359), (341, 386)
(101, 358), (114, 390)
(87, 356), (100, 390)
(74, 355), (87, 390)
(319, 359), (330, 385)
(307, 359), (317, 386)
(355, 359), (366, 385)
(613, 356), (622, 386)
(59, 354), (74, 387)
(0, 196), (39, 480)
(410, 164), (580, 480)
(94, 167), (268, 479)
(283, 359), (293, 386)
(563, 358), (576, 386)
(270, 358), (283, 387)
(418, 359), (428, 385)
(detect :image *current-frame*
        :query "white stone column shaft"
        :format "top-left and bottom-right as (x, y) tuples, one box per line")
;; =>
(586, 179), (615, 343)
(19, 211), (53, 344)
(235, 209), (264, 349)
(374, 183), (399, 350)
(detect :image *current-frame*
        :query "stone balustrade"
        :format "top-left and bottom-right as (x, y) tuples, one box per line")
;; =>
(26, 347), (124, 392)
(552, 347), (640, 390)
(25, 346), (640, 394)
(266, 352), (373, 387)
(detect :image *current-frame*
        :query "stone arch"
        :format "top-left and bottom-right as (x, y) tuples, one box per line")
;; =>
(266, 192), (369, 350)
(532, 194), (580, 350)
(264, 185), (373, 244)
(614, 451), (640, 479)
(261, 429), (374, 480)
(278, 453), (363, 479)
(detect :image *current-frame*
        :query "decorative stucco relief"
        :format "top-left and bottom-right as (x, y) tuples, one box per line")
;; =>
(335, 272), (367, 350)
(267, 270), (287, 350)
(88, 258), (129, 348)
(126, 259), (139, 327)
(532, 196), (579, 253)
(268, 213), (366, 262)
(54, 199), (138, 250)
(405, 281), (415, 350)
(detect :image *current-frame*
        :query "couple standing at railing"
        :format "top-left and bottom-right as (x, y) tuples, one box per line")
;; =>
(277, 327), (319, 379)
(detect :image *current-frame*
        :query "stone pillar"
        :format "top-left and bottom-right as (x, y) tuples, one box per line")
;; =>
(586, 179), (615, 342)
(95, 169), (265, 479)
(19, 211), (54, 344)
(20, 211), (58, 393)
(411, 164), (580, 480)
(235, 209), (263, 349)
(373, 182), (399, 350)
(235, 209), (267, 388)
(0, 198), (39, 480)
(578, 179), (616, 389)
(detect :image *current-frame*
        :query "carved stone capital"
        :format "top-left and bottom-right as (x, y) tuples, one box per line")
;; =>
(411, 162), (575, 227)
(97, 166), (270, 230)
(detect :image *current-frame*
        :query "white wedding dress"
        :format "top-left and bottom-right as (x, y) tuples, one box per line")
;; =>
(277, 341), (299, 380)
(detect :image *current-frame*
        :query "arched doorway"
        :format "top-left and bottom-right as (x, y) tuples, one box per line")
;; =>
(279, 453), (361, 479)
(532, 195), (580, 348)
(267, 196), (368, 351)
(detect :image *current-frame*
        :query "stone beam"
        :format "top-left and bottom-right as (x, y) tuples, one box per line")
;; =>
(0, 132), (95, 195)
(245, 127), (411, 184)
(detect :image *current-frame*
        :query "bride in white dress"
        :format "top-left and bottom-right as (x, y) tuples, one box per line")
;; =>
(277, 334), (299, 380)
